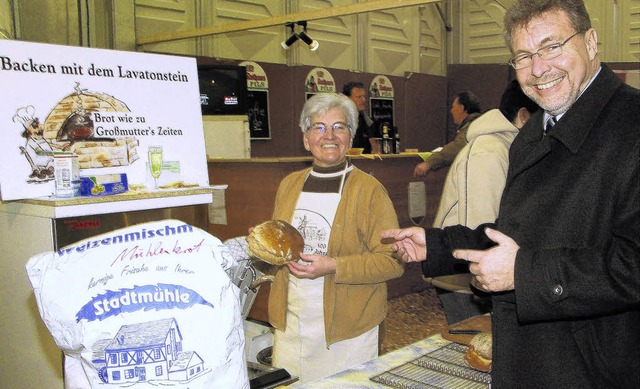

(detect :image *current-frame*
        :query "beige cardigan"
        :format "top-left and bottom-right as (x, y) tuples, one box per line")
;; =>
(268, 165), (404, 346)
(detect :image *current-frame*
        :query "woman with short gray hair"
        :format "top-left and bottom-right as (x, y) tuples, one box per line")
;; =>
(255, 92), (403, 383)
(298, 92), (358, 138)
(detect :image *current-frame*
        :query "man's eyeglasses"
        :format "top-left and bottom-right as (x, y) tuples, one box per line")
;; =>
(508, 31), (581, 70)
(307, 122), (351, 136)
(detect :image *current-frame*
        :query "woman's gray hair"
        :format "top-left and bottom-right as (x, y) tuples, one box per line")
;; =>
(298, 93), (358, 138)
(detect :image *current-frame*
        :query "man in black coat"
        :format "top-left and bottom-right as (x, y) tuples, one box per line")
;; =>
(382, 0), (639, 387)
(342, 81), (380, 154)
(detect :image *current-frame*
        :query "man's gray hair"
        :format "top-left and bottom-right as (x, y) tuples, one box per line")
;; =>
(503, 0), (592, 52)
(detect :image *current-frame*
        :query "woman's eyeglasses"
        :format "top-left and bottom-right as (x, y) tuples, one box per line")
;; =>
(307, 122), (351, 136)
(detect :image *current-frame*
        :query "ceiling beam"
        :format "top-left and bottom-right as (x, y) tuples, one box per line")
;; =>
(136, 0), (440, 46)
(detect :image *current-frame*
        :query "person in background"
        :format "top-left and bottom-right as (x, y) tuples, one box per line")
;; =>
(413, 91), (482, 177)
(433, 79), (539, 324)
(382, 0), (639, 387)
(263, 93), (403, 383)
(342, 81), (380, 154)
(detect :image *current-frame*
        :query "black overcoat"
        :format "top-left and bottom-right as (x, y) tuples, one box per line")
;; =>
(425, 64), (640, 388)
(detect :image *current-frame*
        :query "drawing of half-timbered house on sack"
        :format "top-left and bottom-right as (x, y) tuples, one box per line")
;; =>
(98, 317), (205, 385)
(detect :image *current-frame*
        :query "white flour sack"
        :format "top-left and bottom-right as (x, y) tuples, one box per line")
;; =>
(26, 219), (249, 389)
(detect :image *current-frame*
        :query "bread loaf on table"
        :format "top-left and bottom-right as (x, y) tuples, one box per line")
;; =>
(464, 331), (492, 372)
(247, 220), (304, 265)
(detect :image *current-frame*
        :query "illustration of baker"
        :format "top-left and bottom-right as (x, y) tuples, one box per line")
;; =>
(14, 105), (55, 181)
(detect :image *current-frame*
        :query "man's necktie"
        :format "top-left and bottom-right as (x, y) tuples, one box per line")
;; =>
(545, 116), (557, 135)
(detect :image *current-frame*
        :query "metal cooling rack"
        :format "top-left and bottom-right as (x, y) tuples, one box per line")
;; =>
(370, 342), (491, 388)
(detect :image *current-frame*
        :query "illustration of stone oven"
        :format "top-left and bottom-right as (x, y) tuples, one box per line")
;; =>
(42, 83), (139, 168)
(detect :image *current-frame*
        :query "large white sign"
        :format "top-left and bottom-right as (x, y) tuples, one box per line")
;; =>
(0, 40), (209, 200)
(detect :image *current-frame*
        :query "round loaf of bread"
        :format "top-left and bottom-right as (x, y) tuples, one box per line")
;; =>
(464, 332), (492, 372)
(247, 220), (304, 265)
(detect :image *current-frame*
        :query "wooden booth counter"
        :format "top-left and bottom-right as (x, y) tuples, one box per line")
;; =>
(207, 154), (448, 321)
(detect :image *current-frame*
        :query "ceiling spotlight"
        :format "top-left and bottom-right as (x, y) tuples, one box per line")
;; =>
(281, 21), (319, 51)
(281, 33), (299, 50)
(281, 22), (298, 50)
(298, 31), (319, 51)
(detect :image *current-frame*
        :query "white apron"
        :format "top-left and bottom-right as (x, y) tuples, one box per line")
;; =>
(272, 166), (378, 384)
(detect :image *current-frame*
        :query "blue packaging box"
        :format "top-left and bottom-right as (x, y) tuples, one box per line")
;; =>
(79, 173), (128, 196)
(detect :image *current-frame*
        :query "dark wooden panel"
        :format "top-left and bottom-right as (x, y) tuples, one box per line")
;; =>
(249, 62), (298, 158)
(208, 159), (310, 240)
(403, 72), (449, 153)
(446, 64), (511, 142)
(349, 156), (448, 229)
(208, 156), (447, 239)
